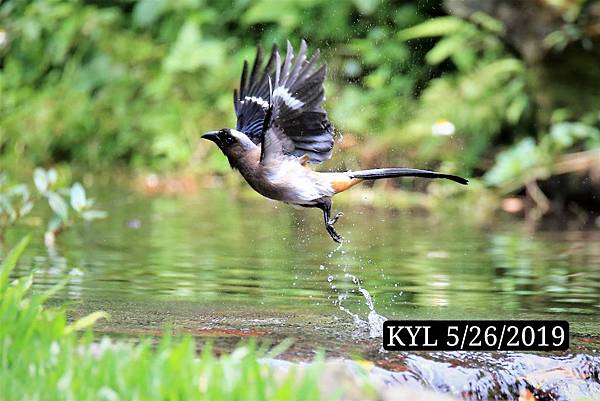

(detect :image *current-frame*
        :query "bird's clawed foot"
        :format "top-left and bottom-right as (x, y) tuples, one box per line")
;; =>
(326, 212), (344, 243)
(326, 223), (343, 243)
(328, 211), (343, 226)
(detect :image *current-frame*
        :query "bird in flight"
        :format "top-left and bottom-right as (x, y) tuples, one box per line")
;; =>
(202, 40), (468, 243)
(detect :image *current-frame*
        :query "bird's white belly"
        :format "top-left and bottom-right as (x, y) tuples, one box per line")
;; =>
(263, 160), (334, 204)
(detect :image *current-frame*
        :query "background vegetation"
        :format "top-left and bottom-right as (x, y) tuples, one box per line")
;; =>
(1, 0), (599, 218)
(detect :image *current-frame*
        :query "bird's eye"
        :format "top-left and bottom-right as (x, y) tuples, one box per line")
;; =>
(223, 135), (236, 145)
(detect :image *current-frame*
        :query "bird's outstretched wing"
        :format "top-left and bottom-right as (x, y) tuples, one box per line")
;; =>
(234, 45), (278, 144)
(261, 40), (334, 164)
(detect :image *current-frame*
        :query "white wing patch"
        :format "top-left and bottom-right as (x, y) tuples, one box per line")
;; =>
(273, 86), (304, 110)
(240, 96), (269, 109)
(240, 89), (304, 111)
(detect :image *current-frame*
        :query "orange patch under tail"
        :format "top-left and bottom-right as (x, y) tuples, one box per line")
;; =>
(331, 177), (363, 194)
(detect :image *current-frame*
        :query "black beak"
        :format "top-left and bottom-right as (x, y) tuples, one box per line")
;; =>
(202, 131), (221, 146)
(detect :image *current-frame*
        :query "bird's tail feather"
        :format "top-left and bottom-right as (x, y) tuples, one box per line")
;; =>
(348, 168), (468, 185)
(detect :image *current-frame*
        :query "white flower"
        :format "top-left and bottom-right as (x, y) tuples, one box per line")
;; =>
(432, 119), (456, 136)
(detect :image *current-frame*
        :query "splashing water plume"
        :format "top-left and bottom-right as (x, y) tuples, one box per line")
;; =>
(326, 244), (388, 339)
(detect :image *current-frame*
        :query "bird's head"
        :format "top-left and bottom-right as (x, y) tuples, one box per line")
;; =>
(201, 128), (256, 160)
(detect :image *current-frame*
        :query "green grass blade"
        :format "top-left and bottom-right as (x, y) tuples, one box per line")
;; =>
(0, 235), (30, 290)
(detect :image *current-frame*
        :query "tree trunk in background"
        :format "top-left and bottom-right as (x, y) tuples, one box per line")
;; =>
(445, 0), (600, 126)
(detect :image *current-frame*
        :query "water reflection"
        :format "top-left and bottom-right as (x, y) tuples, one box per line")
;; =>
(4, 187), (600, 325)
(4, 186), (600, 399)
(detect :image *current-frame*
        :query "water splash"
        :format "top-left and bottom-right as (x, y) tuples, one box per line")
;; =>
(336, 292), (367, 330)
(325, 245), (387, 338)
(358, 287), (387, 338)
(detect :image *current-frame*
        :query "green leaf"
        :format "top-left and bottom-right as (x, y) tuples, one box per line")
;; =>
(81, 210), (107, 220)
(397, 16), (466, 41)
(70, 182), (87, 212)
(470, 11), (504, 34)
(0, 199), (15, 220)
(34, 168), (48, 193)
(0, 235), (30, 290)
(451, 47), (477, 71)
(9, 184), (29, 198)
(47, 215), (63, 233)
(242, 0), (299, 27)
(64, 311), (110, 334)
(133, 0), (168, 27)
(48, 192), (69, 220)
(426, 35), (464, 65)
(506, 95), (529, 124)
(484, 138), (544, 188)
(163, 21), (225, 72)
(47, 168), (57, 185)
(550, 122), (600, 149)
(20, 201), (34, 217)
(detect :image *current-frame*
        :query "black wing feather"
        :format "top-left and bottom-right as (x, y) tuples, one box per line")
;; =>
(234, 45), (278, 143)
(266, 41), (334, 163)
(234, 40), (334, 163)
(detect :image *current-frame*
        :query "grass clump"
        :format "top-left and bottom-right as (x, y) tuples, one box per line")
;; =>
(0, 236), (325, 401)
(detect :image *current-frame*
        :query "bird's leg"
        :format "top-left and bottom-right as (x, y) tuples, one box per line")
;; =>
(320, 202), (343, 243)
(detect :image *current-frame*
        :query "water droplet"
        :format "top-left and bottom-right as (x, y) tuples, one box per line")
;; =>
(327, 275), (334, 282)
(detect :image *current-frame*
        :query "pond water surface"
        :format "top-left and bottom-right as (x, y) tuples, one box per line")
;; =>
(5, 185), (600, 400)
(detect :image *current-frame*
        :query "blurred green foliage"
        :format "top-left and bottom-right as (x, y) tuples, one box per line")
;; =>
(485, 117), (600, 192)
(393, 13), (530, 172)
(0, 0), (598, 200)
(0, 167), (104, 243)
